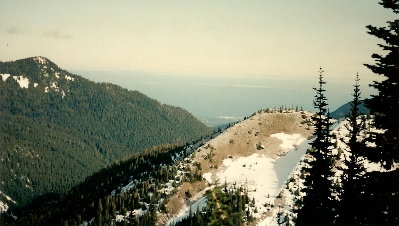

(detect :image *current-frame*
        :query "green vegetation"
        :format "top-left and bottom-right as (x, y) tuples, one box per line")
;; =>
(0, 57), (212, 207)
(174, 185), (253, 226)
(3, 144), (194, 225)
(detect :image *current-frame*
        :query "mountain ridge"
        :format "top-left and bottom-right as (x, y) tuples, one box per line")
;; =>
(0, 56), (212, 207)
(330, 100), (369, 119)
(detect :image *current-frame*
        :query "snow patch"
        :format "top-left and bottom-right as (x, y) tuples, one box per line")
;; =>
(166, 196), (208, 225)
(363, 160), (399, 172)
(33, 83), (38, 87)
(167, 191), (209, 225)
(65, 75), (75, 81)
(0, 191), (16, 204)
(50, 82), (59, 91)
(35, 56), (46, 64)
(115, 209), (145, 222)
(1, 73), (10, 81)
(0, 201), (8, 213)
(54, 72), (60, 79)
(12, 76), (30, 88)
(121, 180), (135, 193)
(202, 172), (212, 183)
(216, 153), (279, 217)
(270, 133), (305, 150)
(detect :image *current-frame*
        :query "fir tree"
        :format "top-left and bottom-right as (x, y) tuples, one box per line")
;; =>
(296, 68), (335, 226)
(364, 0), (399, 169)
(336, 74), (366, 225)
(361, 1), (399, 224)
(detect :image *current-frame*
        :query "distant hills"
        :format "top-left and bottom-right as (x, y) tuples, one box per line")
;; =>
(330, 100), (370, 119)
(0, 57), (212, 207)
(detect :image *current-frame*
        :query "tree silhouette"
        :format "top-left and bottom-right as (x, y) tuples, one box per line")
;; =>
(361, 1), (399, 224)
(364, 0), (399, 169)
(296, 68), (335, 226)
(336, 74), (367, 225)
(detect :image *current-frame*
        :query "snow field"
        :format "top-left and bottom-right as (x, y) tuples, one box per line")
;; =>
(270, 133), (306, 150)
(217, 153), (278, 217)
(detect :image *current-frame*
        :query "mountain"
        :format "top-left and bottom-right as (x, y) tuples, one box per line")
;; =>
(3, 109), (315, 225)
(0, 56), (212, 208)
(330, 100), (370, 119)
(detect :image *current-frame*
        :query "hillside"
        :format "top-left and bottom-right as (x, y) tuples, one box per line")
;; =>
(3, 109), (316, 225)
(330, 100), (369, 119)
(0, 57), (212, 208)
(162, 109), (315, 225)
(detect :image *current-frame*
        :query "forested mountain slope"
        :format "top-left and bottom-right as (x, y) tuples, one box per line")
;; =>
(330, 100), (369, 119)
(0, 56), (212, 207)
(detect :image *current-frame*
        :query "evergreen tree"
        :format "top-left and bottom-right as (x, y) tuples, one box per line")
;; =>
(364, 0), (399, 169)
(336, 74), (366, 225)
(95, 199), (103, 226)
(361, 1), (399, 224)
(296, 68), (335, 226)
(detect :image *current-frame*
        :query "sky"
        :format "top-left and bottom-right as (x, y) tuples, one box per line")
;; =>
(0, 1), (395, 78)
(0, 1), (396, 124)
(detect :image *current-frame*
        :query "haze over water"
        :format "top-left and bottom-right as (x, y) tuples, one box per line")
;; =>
(77, 70), (376, 127)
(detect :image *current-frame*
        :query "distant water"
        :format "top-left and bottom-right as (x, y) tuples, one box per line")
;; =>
(74, 70), (368, 127)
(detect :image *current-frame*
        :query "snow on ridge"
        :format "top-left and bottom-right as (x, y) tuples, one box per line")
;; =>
(0, 191), (16, 204)
(34, 56), (47, 64)
(12, 76), (29, 89)
(270, 133), (306, 150)
(1, 73), (10, 81)
(65, 75), (75, 81)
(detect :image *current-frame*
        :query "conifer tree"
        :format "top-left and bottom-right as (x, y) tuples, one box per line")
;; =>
(296, 68), (335, 226)
(336, 74), (366, 225)
(361, 1), (399, 224)
(364, 0), (399, 169)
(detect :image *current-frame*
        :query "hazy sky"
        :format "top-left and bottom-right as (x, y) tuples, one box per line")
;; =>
(0, 1), (395, 80)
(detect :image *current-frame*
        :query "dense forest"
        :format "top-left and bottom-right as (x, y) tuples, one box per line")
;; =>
(1, 142), (206, 225)
(0, 57), (212, 207)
